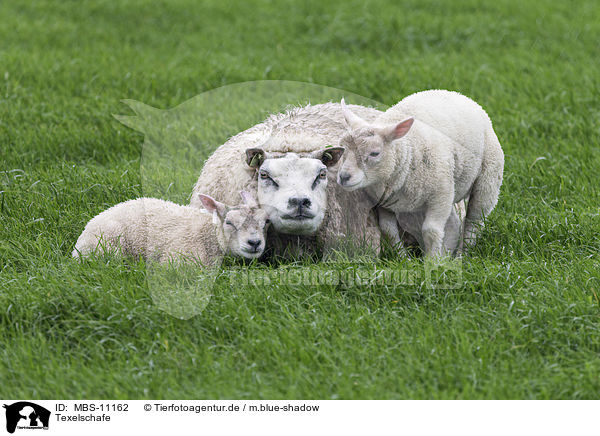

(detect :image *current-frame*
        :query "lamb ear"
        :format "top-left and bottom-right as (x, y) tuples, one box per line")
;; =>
(341, 98), (368, 130)
(245, 148), (266, 168)
(198, 194), (228, 221)
(319, 147), (345, 167)
(379, 117), (414, 142)
(239, 190), (258, 208)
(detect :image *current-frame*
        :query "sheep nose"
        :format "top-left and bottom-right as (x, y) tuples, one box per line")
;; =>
(288, 197), (311, 209)
(247, 239), (262, 251)
(338, 172), (351, 185)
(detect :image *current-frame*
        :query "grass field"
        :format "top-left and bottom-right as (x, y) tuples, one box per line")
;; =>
(1, 0), (599, 399)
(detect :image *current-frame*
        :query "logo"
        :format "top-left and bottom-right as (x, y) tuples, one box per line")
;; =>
(3, 402), (50, 434)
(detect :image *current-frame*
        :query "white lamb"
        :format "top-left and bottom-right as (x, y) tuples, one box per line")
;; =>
(337, 90), (504, 257)
(72, 192), (270, 264)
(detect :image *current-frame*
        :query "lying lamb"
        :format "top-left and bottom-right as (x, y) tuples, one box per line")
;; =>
(72, 191), (270, 264)
(337, 90), (504, 257)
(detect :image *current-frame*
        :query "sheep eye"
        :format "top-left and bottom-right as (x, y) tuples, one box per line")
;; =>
(259, 171), (279, 188)
(369, 151), (380, 158)
(312, 169), (327, 189)
(225, 220), (235, 228)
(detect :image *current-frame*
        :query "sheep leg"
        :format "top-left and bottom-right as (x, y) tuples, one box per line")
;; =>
(395, 211), (425, 249)
(443, 200), (466, 255)
(422, 200), (453, 258)
(377, 207), (402, 246)
(462, 129), (504, 251)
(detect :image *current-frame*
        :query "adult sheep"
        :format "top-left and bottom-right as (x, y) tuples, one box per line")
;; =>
(190, 103), (385, 258)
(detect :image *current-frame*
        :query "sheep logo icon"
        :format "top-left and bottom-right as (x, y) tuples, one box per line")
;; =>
(3, 402), (50, 434)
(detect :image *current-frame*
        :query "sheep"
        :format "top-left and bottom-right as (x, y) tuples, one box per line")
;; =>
(72, 191), (270, 264)
(190, 102), (386, 258)
(337, 90), (504, 257)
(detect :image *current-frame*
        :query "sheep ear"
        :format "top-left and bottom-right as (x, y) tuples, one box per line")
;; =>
(240, 190), (258, 208)
(341, 98), (368, 130)
(245, 148), (265, 168)
(380, 117), (414, 142)
(319, 147), (345, 167)
(198, 194), (228, 220)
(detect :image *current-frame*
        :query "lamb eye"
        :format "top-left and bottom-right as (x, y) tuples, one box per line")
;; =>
(369, 151), (380, 158)
(225, 220), (235, 227)
(319, 169), (327, 179)
(259, 171), (269, 179)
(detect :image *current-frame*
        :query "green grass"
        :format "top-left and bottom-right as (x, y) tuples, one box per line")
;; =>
(1, 0), (599, 399)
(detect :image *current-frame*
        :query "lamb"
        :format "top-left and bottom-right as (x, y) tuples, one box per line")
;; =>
(72, 191), (270, 264)
(337, 90), (504, 257)
(190, 102), (386, 258)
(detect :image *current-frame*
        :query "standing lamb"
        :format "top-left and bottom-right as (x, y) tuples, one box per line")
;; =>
(337, 90), (504, 257)
(72, 191), (270, 264)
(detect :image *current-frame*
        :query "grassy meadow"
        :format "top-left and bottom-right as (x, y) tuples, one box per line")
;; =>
(1, 0), (599, 398)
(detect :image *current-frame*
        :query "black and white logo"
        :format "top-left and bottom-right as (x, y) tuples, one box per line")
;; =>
(3, 402), (50, 434)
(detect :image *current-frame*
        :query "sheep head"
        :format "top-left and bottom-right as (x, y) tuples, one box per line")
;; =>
(337, 99), (413, 191)
(245, 148), (344, 235)
(199, 192), (270, 259)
